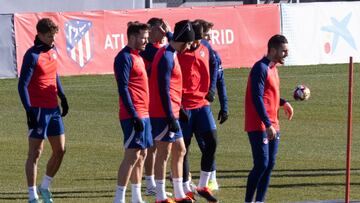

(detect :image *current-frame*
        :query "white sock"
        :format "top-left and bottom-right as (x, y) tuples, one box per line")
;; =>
(131, 184), (143, 202)
(210, 170), (216, 181)
(114, 185), (126, 202)
(173, 178), (186, 199)
(183, 180), (192, 194)
(28, 186), (39, 200)
(40, 175), (53, 189)
(145, 175), (156, 189)
(198, 171), (211, 188)
(155, 179), (167, 201)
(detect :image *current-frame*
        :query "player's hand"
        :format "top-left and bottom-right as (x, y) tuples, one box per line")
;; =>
(167, 117), (179, 132)
(283, 102), (293, 120)
(26, 108), (38, 129)
(266, 125), (277, 140)
(60, 97), (69, 117)
(179, 107), (189, 123)
(133, 117), (144, 132)
(161, 20), (171, 33)
(218, 109), (228, 124)
(205, 91), (215, 102)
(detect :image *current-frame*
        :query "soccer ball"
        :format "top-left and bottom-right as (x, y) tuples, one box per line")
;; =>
(293, 85), (310, 101)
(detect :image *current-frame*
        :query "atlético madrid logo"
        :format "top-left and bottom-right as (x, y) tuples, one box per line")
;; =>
(65, 19), (93, 68)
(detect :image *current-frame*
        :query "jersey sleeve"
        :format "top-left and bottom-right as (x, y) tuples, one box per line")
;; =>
(157, 53), (175, 120)
(215, 51), (228, 112)
(56, 74), (66, 99)
(18, 51), (36, 111)
(250, 63), (271, 128)
(114, 53), (138, 118)
(201, 40), (218, 94)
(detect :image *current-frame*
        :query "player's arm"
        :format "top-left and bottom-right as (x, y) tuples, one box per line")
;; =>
(18, 51), (35, 111)
(202, 40), (218, 102)
(157, 55), (175, 120)
(114, 53), (138, 118)
(280, 98), (293, 120)
(18, 51), (39, 128)
(56, 74), (69, 117)
(251, 64), (277, 138)
(250, 64), (271, 128)
(215, 52), (229, 124)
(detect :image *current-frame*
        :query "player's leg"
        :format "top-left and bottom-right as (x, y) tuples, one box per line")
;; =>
(36, 107), (65, 203)
(179, 109), (194, 196)
(26, 137), (44, 202)
(130, 149), (147, 203)
(26, 107), (51, 202)
(171, 137), (193, 202)
(254, 131), (280, 202)
(114, 117), (151, 203)
(144, 145), (157, 195)
(194, 106), (218, 202)
(244, 131), (269, 203)
(115, 148), (143, 203)
(154, 140), (172, 202)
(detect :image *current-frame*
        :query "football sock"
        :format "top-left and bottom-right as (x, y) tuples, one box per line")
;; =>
(183, 180), (192, 194)
(40, 175), (53, 189)
(28, 186), (39, 200)
(114, 185), (126, 202)
(173, 178), (186, 199)
(131, 183), (143, 202)
(210, 170), (216, 181)
(145, 175), (156, 189)
(155, 179), (167, 201)
(198, 171), (211, 188)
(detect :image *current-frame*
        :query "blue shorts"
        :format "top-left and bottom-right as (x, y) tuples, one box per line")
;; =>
(120, 117), (153, 149)
(28, 107), (65, 139)
(180, 105), (216, 139)
(150, 118), (183, 142)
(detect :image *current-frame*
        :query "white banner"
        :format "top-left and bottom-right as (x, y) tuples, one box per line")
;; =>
(282, 2), (360, 65)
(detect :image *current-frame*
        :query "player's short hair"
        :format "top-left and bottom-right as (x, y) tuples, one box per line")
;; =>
(36, 18), (59, 34)
(147, 17), (164, 28)
(191, 21), (203, 40)
(194, 19), (214, 34)
(267, 34), (288, 51)
(127, 21), (150, 38)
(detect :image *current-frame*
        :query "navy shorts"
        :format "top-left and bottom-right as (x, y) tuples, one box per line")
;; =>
(150, 118), (183, 142)
(180, 105), (216, 139)
(28, 107), (65, 139)
(120, 117), (153, 149)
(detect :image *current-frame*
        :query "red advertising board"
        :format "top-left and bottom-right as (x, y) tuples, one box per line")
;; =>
(14, 5), (280, 76)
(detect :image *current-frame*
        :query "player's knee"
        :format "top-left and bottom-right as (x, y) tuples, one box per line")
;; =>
(53, 147), (66, 158)
(254, 158), (269, 172)
(28, 148), (43, 161)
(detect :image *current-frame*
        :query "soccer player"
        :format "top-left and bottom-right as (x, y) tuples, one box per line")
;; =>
(18, 18), (69, 203)
(139, 18), (173, 196)
(197, 19), (229, 191)
(177, 21), (218, 203)
(113, 21), (152, 203)
(244, 34), (294, 203)
(149, 20), (195, 203)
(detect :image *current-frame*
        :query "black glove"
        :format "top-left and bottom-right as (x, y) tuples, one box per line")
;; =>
(167, 117), (179, 132)
(179, 108), (189, 123)
(60, 97), (69, 117)
(26, 109), (38, 129)
(133, 117), (144, 132)
(218, 109), (228, 124)
(205, 91), (215, 102)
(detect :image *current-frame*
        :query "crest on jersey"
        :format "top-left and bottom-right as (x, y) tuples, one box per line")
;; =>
(65, 19), (93, 68)
(200, 50), (205, 57)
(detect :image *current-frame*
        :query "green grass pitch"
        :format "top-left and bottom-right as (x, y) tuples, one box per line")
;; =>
(0, 64), (359, 202)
